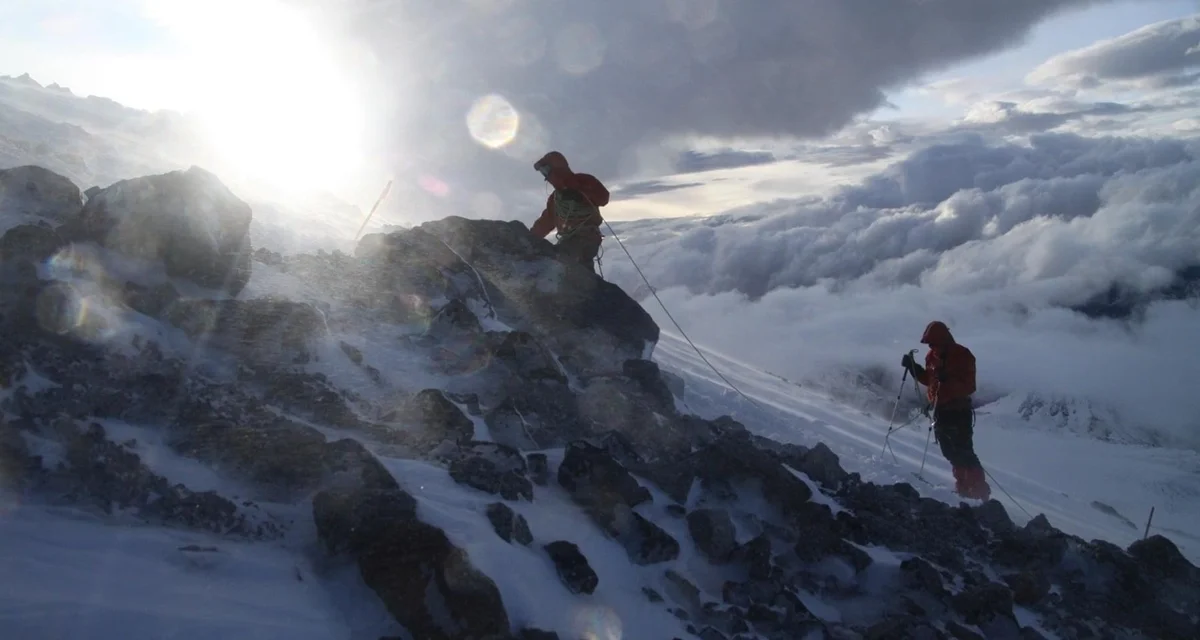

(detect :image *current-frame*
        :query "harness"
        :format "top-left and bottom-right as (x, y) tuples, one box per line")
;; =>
(551, 187), (602, 242)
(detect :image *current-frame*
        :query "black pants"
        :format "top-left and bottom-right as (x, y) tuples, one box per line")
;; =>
(555, 231), (600, 273)
(933, 406), (981, 469)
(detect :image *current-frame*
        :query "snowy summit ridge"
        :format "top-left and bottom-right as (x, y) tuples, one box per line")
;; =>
(0, 164), (1197, 639)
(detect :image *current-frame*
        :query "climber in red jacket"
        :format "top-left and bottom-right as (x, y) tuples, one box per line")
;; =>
(530, 151), (609, 274)
(902, 320), (992, 501)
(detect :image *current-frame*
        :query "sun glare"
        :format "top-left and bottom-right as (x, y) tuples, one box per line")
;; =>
(145, 0), (369, 200)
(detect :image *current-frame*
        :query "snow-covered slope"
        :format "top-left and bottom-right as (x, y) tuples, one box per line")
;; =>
(652, 331), (1200, 562)
(1, 164), (1197, 640)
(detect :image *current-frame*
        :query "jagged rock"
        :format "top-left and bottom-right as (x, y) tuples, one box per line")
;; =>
(384, 389), (475, 452)
(0, 224), (67, 267)
(365, 216), (659, 377)
(945, 621), (984, 640)
(161, 297), (326, 365)
(621, 359), (676, 413)
(635, 430), (813, 522)
(339, 341), (364, 364)
(67, 166), (253, 296)
(485, 380), (583, 450)
(688, 508), (738, 563)
(525, 453), (549, 486)
(643, 587), (664, 603)
(1002, 570), (1050, 606)
(901, 556), (948, 598)
(576, 377), (684, 460)
(663, 569), (702, 613)
(974, 499), (1015, 535)
(424, 298), (482, 341)
(262, 371), (364, 429)
(253, 246), (284, 266)
(1019, 627), (1048, 640)
(1127, 534), (1194, 580)
(660, 368), (686, 400)
(558, 439), (651, 511)
(790, 442), (849, 489)
(354, 224), (493, 323)
(557, 440), (676, 562)
(448, 441), (533, 501)
(489, 331), (564, 382)
(613, 504), (680, 565)
(37, 421), (273, 537)
(169, 417), (330, 496)
(487, 502), (533, 546)
(951, 582), (1015, 627)
(0, 165), (82, 224)
(544, 540), (598, 595)
(321, 438), (401, 494)
(313, 486), (510, 639)
(730, 534), (773, 580)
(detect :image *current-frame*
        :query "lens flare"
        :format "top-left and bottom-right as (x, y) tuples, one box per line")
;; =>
(573, 605), (622, 640)
(467, 94), (521, 149)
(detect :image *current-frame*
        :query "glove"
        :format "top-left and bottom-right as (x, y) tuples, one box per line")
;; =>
(901, 353), (915, 371)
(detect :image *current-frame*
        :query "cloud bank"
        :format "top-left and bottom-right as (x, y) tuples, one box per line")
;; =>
(315, 0), (1100, 202)
(1028, 15), (1200, 89)
(600, 131), (1200, 446)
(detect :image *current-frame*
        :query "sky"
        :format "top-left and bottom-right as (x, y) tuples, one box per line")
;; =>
(1, 0), (1200, 447)
(0, 0), (1196, 216)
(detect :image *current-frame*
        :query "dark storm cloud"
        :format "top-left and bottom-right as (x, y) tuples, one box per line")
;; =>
(309, 0), (1103, 203)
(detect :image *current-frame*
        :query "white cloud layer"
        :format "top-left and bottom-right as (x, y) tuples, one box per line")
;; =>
(1028, 14), (1200, 89)
(602, 131), (1200, 446)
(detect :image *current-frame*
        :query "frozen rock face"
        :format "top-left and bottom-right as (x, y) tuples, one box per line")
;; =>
(0, 165), (82, 229)
(67, 166), (253, 296)
(357, 216), (660, 378)
(2, 164), (1197, 640)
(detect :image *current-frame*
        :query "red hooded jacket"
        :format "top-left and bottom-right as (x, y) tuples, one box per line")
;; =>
(915, 321), (976, 409)
(530, 151), (610, 239)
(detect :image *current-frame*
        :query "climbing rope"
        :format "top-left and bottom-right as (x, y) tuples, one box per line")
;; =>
(602, 219), (767, 413)
(985, 467), (1035, 519)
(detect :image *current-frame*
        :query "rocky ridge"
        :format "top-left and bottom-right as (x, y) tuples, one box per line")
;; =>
(0, 164), (1196, 640)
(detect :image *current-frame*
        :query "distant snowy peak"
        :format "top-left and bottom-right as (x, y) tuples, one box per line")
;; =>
(1007, 391), (1181, 448)
(11, 73), (41, 88)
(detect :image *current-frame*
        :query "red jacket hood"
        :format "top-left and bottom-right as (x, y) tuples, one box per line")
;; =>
(921, 321), (955, 347)
(535, 151), (571, 174)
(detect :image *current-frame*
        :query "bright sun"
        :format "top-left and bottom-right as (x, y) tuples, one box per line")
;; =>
(146, 0), (369, 200)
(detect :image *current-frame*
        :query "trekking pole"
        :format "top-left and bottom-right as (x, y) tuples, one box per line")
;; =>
(882, 350), (918, 463)
(353, 179), (395, 243)
(1143, 507), (1155, 540)
(917, 388), (938, 480)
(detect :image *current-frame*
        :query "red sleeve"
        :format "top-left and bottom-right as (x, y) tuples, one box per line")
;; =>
(914, 357), (930, 386)
(573, 173), (609, 207)
(939, 346), (976, 401)
(529, 194), (555, 238)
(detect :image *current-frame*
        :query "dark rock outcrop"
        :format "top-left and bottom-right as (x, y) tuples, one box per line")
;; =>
(687, 508), (738, 563)
(487, 502), (533, 546)
(67, 166), (253, 296)
(313, 485), (511, 639)
(358, 216), (659, 377)
(0, 165), (82, 223)
(448, 441), (533, 501)
(544, 540), (598, 595)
